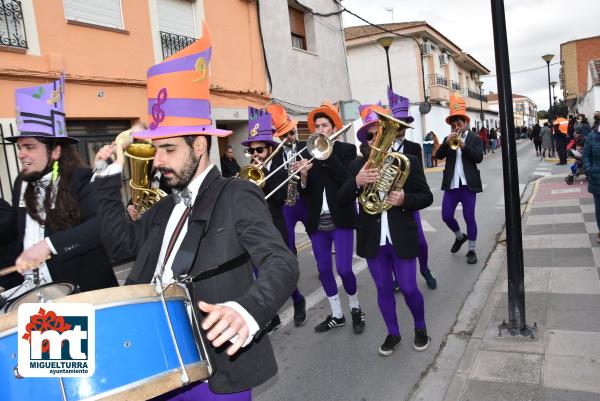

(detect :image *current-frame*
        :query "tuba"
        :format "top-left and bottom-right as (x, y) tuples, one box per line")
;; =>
(115, 130), (166, 216)
(358, 112), (411, 215)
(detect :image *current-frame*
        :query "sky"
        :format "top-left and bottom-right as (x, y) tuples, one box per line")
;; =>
(340, 0), (600, 111)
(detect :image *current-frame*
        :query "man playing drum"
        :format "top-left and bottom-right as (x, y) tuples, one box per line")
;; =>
(93, 25), (298, 401)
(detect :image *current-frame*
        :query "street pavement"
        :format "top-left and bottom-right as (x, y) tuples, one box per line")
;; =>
(254, 139), (557, 401)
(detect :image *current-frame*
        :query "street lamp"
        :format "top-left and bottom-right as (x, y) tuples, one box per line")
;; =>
(542, 54), (554, 119)
(377, 36), (395, 91)
(476, 79), (484, 129)
(550, 81), (557, 107)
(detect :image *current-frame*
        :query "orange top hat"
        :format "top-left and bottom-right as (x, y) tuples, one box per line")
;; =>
(445, 95), (470, 125)
(134, 23), (231, 141)
(356, 103), (389, 144)
(308, 102), (343, 132)
(266, 104), (298, 137)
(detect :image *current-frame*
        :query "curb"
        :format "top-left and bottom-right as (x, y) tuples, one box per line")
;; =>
(408, 175), (542, 401)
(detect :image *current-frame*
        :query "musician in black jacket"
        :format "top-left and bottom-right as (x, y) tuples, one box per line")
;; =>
(387, 89), (437, 289)
(5, 76), (117, 301)
(339, 112), (433, 356)
(436, 96), (484, 265)
(297, 102), (366, 334)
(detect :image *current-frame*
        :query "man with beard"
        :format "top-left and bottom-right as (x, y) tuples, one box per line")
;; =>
(2, 75), (117, 304)
(92, 27), (297, 401)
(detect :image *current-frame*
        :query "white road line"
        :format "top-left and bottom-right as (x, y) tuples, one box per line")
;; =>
(420, 219), (437, 232)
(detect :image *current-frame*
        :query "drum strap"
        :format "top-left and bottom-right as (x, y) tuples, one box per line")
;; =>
(171, 177), (232, 278)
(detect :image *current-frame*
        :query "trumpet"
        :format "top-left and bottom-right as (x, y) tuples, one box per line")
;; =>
(115, 129), (167, 216)
(449, 131), (467, 150)
(239, 139), (287, 188)
(264, 124), (352, 200)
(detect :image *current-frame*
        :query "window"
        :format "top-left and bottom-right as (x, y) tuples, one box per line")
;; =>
(288, 6), (306, 50)
(158, 0), (197, 59)
(63, 0), (124, 30)
(0, 0), (28, 49)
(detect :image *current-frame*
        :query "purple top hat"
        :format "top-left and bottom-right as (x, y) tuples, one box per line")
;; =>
(8, 74), (77, 143)
(241, 107), (277, 147)
(356, 102), (389, 144)
(388, 87), (414, 124)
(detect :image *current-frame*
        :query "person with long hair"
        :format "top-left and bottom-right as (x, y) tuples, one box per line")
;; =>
(4, 76), (117, 300)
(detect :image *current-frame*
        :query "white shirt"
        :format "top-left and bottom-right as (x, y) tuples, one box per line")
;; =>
(379, 139), (404, 245)
(95, 163), (258, 346)
(450, 133), (468, 190)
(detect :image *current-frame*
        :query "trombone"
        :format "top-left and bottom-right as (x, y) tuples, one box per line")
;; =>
(264, 124), (352, 200)
(239, 139), (288, 188)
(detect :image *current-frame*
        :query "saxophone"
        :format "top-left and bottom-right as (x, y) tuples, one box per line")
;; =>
(284, 142), (299, 206)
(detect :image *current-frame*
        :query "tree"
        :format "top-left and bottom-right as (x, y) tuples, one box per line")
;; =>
(537, 110), (548, 120)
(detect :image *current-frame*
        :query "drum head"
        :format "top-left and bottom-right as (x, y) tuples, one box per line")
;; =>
(5, 282), (77, 313)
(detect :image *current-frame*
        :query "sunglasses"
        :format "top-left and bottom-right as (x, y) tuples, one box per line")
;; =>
(246, 146), (266, 155)
(366, 133), (375, 141)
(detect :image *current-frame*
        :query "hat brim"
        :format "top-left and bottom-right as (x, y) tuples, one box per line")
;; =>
(240, 138), (279, 148)
(133, 125), (232, 140)
(445, 114), (470, 125)
(5, 133), (79, 144)
(308, 107), (343, 132)
(356, 121), (379, 144)
(273, 119), (298, 138)
(398, 116), (414, 124)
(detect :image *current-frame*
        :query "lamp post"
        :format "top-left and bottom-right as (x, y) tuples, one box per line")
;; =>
(542, 54), (554, 120)
(377, 36), (395, 91)
(476, 79), (484, 129)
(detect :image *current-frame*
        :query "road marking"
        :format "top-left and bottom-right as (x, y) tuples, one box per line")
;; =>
(421, 219), (437, 232)
(277, 259), (370, 329)
(551, 188), (581, 195)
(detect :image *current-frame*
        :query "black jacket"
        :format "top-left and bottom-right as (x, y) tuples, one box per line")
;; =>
(92, 166), (298, 394)
(436, 132), (484, 193)
(0, 199), (21, 290)
(298, 141), (357, 233)
(262, 150), (289, 244)
(1, 168), (118, 292)
(401, 139), (423, 166)
(220, 156), (240, 178)
(338, 154), (433, 259)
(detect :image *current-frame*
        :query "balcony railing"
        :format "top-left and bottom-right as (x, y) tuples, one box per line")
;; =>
(427, 74), (448, 87)
(0, 0), (28, 49)
(467, 89), (488, 102)
(450, 80), (461, 91)
(160, 31), (196, 59)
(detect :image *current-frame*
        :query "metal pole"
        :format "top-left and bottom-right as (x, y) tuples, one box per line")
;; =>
(490, 0), (529, 334)
(546, 62), (552, 119)
(479, 86), (484, 128)
(384, 47), (393, 92)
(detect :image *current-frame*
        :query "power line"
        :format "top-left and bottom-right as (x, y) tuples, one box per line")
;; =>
(484, 61), (561, 78)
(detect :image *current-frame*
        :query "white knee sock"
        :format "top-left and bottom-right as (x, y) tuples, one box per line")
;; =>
(348, 293), (360, 310)
(468, 240), (476, 251)
(454, 230), (464, 239)
(328, 295), (343, 319)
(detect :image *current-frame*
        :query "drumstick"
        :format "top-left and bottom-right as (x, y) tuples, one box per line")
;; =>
(0, 256), (51, 277)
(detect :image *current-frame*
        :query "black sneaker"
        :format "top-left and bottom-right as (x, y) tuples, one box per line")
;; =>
(466, 250), (478, 264)
(293, 296), (307, 327)
(378, 334), (401, 356)
(267, 315), (281, 334)
(421, 269), (437, 290)
(351, 307), (366, 334)
(450, 234), (468, 253)
(413, 328), (431, 351)
(314, 315), (345, 332)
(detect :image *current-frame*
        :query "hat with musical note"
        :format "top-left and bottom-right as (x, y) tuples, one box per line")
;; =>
(388, 87), (414, 123)
(308, 102), (343, 132)
(356, 102), (389, 144)
(8, 74), (77, 143)
(133, 23), (231, 141)
(446, 95), (470, 125)
(267, 103), (298, 137)
(242, 107), (277, 147)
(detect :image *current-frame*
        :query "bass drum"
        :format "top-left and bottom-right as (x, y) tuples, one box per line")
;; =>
(3, 282), (77, 313)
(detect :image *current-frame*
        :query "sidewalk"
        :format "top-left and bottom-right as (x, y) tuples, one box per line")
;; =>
(412, 174), (600, 401)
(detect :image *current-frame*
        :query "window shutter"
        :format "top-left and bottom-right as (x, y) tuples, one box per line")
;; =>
(158, 0), (197, 38)
(288, 7), (305, 37)
(63, 0), (123, 29)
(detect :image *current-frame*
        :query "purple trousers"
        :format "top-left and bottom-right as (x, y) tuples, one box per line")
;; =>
(282, 197), (309, 304)
(441, 185), (478, 241)
(414, 211), (429, 273)
(150, 381), (251, 401)
(367, 243), (426, 336)
(310, 227), (356, 297)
